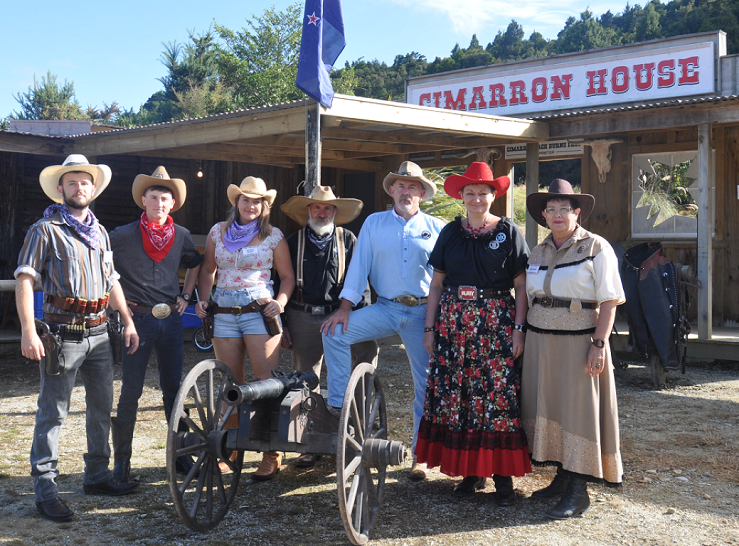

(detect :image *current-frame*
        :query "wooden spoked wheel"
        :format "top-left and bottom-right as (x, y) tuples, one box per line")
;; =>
(336, 363), (390, 545)
(166, 359), (244, 531)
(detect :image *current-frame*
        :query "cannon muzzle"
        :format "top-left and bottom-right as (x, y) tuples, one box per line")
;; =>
(223, 371), (319, 406)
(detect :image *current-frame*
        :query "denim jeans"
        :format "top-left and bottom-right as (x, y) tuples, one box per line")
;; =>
(31, 331), (114, 501)
(322, 298), (430, 450)
(213, 286), (279, 337)
(116, 311), (184, 426)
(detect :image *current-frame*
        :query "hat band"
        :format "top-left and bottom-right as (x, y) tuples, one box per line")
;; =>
(394, 171), (413, 176)
(64, 162), (89, 167)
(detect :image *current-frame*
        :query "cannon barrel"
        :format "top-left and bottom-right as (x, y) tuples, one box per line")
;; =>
(223, 372), (319, 406)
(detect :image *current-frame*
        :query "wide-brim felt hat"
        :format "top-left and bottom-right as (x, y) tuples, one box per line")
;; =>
(280, 185), (363, 226)
(444, 161), (510, 200)
(526, 178), (595, 227)
(39, 154), (112, 203)
(382, 161), (436, 202)
(132, 166), (187, 211)
(227, 176), (277, 206)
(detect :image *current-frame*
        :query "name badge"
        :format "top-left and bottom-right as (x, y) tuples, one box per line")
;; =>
(242, 247), (259, 259)
(103, 250), (114, 264)
(527, 264), (541, 274)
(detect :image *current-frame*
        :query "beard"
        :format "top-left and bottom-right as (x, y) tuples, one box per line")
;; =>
(395, 197), (415, 214)
(63, 192), (91, 211)
(307, 215), (335, 236)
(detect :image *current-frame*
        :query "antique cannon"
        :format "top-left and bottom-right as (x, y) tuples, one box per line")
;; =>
(166, 359), (406, 545)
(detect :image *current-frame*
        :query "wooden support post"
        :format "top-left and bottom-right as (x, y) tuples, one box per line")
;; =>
(697, 123), (713, 339)
(525, 143), (540, 250)
(304, 102), (321, 196)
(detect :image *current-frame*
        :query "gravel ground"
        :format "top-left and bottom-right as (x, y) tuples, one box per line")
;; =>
(0, 335), (737, 546)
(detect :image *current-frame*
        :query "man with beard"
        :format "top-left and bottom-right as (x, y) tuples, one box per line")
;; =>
(15, 155), (140, 522)
(321, 162), (444, 481)
(279, 185), (378, 468)
(108, 167), (203, 481)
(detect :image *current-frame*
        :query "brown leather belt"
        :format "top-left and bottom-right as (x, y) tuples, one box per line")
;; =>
(389, 295), (428, 307)
(533, 297), (598, 310)
(287, 301), (338, 315)
(44, 313), (108, 327)
(211, 303), (262, 315)
(46, 294), (110, 314)
(127, 301), (178, 317)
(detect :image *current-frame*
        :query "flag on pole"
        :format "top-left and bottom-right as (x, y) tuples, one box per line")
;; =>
(296, 0), (346, 108)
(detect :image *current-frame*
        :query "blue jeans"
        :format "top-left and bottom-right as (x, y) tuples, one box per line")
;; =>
(213, 286), (278, 337)
(31, 331), (114, 501)
(116, 311), (184, 426)
(323, 299), (430, 450)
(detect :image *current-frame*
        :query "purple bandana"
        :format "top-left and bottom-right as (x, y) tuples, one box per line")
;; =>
(44, 203), (100, 249)
(223, 219), (259, 252)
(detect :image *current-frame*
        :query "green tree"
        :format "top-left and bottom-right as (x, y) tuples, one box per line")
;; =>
(10, 71), (85, 120)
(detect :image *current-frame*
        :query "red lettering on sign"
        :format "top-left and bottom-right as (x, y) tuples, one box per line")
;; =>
(489, 83), (507, 107)
(444, 89), (467, 110)
(468, 86), (487, 109)
(657, 59), (675, 88)
(634, 63), (655, 91)
(586, 69), (608, 96)
(551, 74), (572, 100)
(531, 77), (547, 102)
(432, 91), (442, 108)
(418, 93), (431, 107)
(509, 80), (528, 105)
(612, 65), (629, 93)
(678, 56), (699, 85)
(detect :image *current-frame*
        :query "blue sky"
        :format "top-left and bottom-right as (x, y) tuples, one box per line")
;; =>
(1, 0), (618, 119)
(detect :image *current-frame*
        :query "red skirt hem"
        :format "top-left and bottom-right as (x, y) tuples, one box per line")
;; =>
(414, 438), (532, 478)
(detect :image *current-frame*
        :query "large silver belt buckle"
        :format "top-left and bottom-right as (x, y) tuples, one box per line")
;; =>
(538, 296), (554, 308)
(311, 305), (326, 315)
(398, 295), (419, 307)
(458, 285), (477, 301)
(151, 303), (172, 319)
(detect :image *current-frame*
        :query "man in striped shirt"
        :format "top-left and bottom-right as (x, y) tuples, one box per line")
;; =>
(15, 155), (140, 522)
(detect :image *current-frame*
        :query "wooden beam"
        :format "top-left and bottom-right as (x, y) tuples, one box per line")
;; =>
(133, 148), (306, 164)
(324, 95), (549, 141)
(697, 123), (713, 339)
(321, 158), (385, 171)
(0, 132), (73, 155)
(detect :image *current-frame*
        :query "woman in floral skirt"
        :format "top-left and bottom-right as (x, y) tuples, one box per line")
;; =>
(414, 162), (531, 505)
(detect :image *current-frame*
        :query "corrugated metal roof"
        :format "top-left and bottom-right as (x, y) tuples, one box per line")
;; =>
(531, 94), (739, 121)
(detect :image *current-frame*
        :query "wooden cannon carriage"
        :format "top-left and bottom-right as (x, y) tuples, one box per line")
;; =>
(165, 359), (406, 545)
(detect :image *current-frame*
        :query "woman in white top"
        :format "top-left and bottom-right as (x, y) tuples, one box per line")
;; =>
(521, 179), (625, 520)
(196, 176), (295, 480)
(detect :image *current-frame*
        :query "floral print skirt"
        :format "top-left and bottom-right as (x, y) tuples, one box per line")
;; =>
(414, 291), (531, 478)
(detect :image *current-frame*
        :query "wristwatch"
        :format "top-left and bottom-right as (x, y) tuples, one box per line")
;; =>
(513, 324), (526, 334)
(592, 338), (605, 348)
(180, 293), (191, 302)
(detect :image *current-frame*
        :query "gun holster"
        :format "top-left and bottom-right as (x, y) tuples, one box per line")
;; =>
(35, 318), (64, 376)
(254, 298), (283, 336)
(107, 311), (124, 365)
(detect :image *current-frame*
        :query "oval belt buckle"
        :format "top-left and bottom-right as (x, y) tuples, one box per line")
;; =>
(152, 303), (172, 319)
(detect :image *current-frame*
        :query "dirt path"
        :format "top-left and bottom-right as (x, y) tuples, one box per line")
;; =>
(0, 337), (737, 545)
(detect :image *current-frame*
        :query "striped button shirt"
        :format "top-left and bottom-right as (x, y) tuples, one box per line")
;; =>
(14, 211), (119, 317)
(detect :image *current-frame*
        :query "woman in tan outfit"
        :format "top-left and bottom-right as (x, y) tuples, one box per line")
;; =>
(521, 179), (625, 519)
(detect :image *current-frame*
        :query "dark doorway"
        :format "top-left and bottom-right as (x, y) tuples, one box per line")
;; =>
(342, 172), (375, 235)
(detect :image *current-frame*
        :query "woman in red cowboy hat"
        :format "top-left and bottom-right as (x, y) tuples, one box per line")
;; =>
(414, 162), (532, 505)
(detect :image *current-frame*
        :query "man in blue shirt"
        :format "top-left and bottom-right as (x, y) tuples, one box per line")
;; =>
(321, 161), (444, 481)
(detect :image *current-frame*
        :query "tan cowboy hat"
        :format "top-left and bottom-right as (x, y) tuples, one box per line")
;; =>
(39, 154), (112, 203)
(526, 178), (595, 228)
(280, 185), (363, 226)
(227, 176), (277, 206)
(382, 161), (436, 202)
(132, 166), (187, 211)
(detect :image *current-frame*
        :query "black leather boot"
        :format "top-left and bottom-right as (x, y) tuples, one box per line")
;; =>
(493, 474), (515, 506)
(111, 416), (135, 483)
(546, 477), (590, 519)
(532, 467), (570, 499)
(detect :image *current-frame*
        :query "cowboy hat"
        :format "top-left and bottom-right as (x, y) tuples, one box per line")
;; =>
(39, 154), (112, 203)
(280, 185), (363, 226)
(227, 176), (277, 206)
(444, 162), (510, 200)
(526, 178), (595, 228)
(132, 166), (187, 211)
(382, 161), (436, 202)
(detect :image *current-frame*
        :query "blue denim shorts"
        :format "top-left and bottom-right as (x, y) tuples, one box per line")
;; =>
(213, 287), (282, 337)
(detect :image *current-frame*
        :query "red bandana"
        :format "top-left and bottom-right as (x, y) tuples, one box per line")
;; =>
(140, 212), (175, 262)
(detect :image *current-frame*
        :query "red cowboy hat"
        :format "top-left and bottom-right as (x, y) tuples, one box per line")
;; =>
(444, 162), (510, 200)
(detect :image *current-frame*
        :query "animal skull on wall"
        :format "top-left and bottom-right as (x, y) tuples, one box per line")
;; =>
(578, 139), (623, 183)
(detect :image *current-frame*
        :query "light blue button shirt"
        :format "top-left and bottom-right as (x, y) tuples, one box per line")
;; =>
(340, 209), (445, 304)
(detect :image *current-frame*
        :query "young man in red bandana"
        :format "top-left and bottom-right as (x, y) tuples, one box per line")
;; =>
(109, 166), (203, 481)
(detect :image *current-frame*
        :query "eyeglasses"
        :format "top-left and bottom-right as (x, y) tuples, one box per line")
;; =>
(544, 206), (574, 216)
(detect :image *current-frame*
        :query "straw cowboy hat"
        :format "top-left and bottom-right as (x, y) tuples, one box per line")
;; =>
(132, 166), (187, 211)
(280, 185), (363, 226)
(39, 154), (112, 203)
(382, 161), (436, 202)
(526, 178), (595, 228)
(227, 176), (277, 206)
(444, 162), (510, 200)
